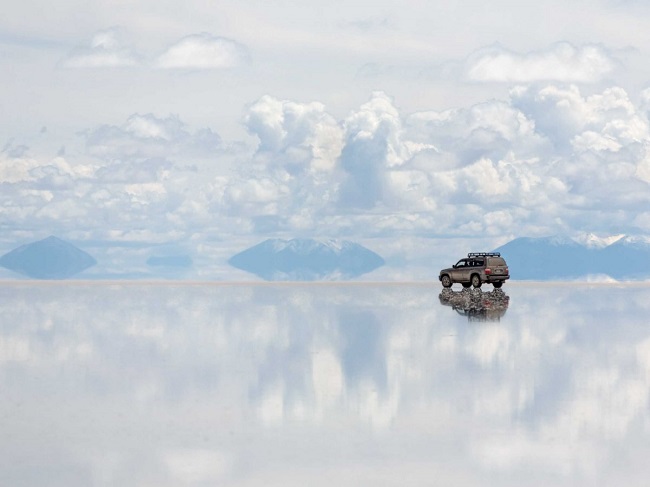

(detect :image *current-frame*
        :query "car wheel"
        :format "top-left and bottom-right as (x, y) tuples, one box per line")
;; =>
(471, 274), (481, 288)
(462, 282), (471, 288)
(441, 275), (452, 288)
(493, 281), (502, 289)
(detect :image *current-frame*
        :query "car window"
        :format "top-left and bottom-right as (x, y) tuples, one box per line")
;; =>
(456, 259), (466, 267)
(488, 257), (506, 266)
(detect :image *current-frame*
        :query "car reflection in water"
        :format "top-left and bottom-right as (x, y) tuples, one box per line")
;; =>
(439, 288), (510, 322)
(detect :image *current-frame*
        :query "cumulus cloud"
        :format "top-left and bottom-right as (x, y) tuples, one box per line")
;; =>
(155, 33), (250, 70)
(0, 112), (230, 250)
(6, 84), (650, 255)
(61, 30), (250, 71)
(220, 85), (650, 239)
(215, 95), (344, 230)
(511, 85), (643, 146)
(465, 43), (618, 83)
(406, 98), (547, 166)
(338, 92), (407, 209)
(0, 150), (99, 239)
(85, 113), (222, 160)
(62, 28), (140, 68)
(244, 95), (342, 173)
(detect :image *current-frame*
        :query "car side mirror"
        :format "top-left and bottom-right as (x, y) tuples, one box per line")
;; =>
(452, 264), (457, 268)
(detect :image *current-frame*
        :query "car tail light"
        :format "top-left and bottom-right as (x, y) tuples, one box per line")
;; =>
(485, 268), (491, 274)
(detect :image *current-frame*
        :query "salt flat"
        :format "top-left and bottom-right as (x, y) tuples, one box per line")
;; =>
(1, 283), (649, 486)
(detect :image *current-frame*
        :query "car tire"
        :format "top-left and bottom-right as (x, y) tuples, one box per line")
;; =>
(493, 281), (502, 289)
(441, 275), (452, 288)
(462, 282), (471, 288)
(471, 274), (481, 288)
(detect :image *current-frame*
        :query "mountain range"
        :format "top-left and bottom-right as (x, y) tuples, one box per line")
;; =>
(2, 234), (650, 281)
(494, 235), (650, 280)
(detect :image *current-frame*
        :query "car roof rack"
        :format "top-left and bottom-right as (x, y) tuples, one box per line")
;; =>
(467, 252), (500, 257)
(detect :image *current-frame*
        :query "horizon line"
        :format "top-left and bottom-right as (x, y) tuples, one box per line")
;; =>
(1, 279), (649, 287)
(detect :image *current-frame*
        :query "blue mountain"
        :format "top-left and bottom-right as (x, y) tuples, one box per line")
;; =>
(494, 235), (650, 280)
(599, 237), (650, 279)
(228, 238), (385, 280)
(0, 236), (97, 279)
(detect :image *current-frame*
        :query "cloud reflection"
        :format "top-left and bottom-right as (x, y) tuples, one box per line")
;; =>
(1, 283), (650, 485)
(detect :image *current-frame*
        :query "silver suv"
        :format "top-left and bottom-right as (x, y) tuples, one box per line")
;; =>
(439, 252), (509, 289)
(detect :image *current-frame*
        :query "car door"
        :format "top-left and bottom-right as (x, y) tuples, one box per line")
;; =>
(473, 259), (484, 277)
(464, 259), (478, 282)
(451, 259), (468, 282)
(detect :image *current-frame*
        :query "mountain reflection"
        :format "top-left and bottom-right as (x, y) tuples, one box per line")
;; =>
(1, 283), (650, 486)
(438, 288), (510, 321)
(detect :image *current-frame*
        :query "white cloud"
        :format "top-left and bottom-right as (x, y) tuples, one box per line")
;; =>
(85, 113), (222, 160)
(338, 92), (422, 209)
(61, 29), (250, 71)
(210, 85), (650, 240)
(0, 113), (226, 247)
(572, 131), (622, 152)
(216, 95), (344, 228)
(155, 33), (249, 70)
(8, 0), (650, 279)
(62, 28), (140, 68)
(512, 85), (649, 151)
(244, 95), (343, 173)
(5, 83), (650, 258)
(466, 43), (618, 83)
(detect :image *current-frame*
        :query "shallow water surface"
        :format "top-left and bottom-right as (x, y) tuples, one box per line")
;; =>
(1, 282), (650, 486)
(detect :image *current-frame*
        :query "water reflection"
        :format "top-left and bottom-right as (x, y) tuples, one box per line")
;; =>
(1, 283), (650, 485)
(438, 288), (510, 321)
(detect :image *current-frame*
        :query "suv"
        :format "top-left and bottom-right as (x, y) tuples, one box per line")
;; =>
(439, 252), (509, 289)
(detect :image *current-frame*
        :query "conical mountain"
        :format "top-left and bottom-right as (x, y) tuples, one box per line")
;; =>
(0, 236), (97, 279)
(229, 238), (385, 280)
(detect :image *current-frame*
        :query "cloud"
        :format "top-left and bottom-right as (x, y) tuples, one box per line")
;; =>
(465, 43), (618, 83)
(223, 85), (650, 239)
(62, 28), (140, 68)
(155, 33), (250, 70)
(85, 113), (222, 160)
(0, 112), (229, 247)
(338, 92), (403, 208)
(343, 16), (395, 31)
(5, 84), (650, 255)
(244, 95), (342, 173)
(61, 30), (250, 71)
(216, 95), (344, 229)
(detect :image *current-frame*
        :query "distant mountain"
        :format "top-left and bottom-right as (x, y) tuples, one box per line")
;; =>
(494, 235), (650, 280)
(599, 236), (650, 279)
(228, 238), (385, 280)
(0, 236), (97, 279)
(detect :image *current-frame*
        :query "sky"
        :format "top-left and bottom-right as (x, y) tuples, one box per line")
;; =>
(3, 0), (650, 277)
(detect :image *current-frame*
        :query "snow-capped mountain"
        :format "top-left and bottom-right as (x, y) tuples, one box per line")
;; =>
(228, 238), (385, 281)
(571, 233), (626, 249)
(0, 236), (97, 279)
(494, 235), (650, 280)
